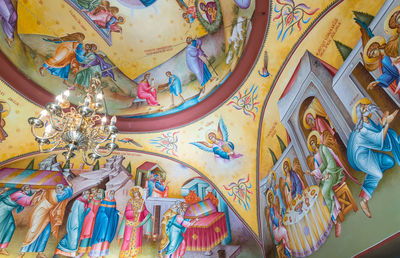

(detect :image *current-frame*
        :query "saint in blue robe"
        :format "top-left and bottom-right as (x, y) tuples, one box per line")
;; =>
(55, 197), (90, 256)
(168, 75), (182, 96)
(139, 0), (157, 7)
(377, 55), (399, 88)
(186, 39), (212, 86)
(0, 189), (31, 248)
(89, 197), (119, 257)
(288, 170), (303, 199)
(347, 118), (400, 199)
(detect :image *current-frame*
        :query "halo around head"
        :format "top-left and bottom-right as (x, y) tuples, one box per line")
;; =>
(130, 186), (144, 199)
(384, 6), (400, 36)
(266, 189), (274, 207)
(307, 130), (321, 152)
(303, 108), (316, 129)
(206, 131), (217, 144)
(363, 36), (386, 64)
(352, 98), (372, 124)
(281, 157), (291, 176)
(269, 171), (276, 185)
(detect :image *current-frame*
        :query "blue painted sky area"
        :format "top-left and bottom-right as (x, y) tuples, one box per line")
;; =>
(124, 72), (232, 118)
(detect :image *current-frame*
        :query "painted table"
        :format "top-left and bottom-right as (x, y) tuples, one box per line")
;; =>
(184, 212), (228, 252)
(283, 185), (332, 257)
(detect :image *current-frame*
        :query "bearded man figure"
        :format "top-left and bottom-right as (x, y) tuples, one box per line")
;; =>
(161, 201), (199, 258)
(347, 99), (400, 218)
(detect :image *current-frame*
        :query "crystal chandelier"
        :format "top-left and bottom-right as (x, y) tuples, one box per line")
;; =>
(28, 77), (119, 165)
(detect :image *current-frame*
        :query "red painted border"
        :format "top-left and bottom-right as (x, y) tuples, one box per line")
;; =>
(0, 0), (269, 133)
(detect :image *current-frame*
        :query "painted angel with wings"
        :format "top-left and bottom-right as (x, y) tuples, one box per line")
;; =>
(190, 117), (242, 160)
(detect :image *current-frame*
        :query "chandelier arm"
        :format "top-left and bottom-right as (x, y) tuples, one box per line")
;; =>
(92, 131), (113, 146)
(82, 150), (97, 166)
(38, 137), (63, 153)
(92, 143), (116, 158)
(30, 126), (61, 141)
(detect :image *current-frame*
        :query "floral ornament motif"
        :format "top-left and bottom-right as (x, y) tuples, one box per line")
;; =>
(223, 174), (252, 211)
(227, 85), (259, 120)
(273, 0), (319, 41)
(150, 132), (179, 157)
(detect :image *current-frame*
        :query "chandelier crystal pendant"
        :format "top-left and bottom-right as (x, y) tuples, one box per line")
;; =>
(28, 77), (119, 166)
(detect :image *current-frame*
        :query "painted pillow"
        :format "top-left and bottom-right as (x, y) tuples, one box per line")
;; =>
(184, 199), (217, 218)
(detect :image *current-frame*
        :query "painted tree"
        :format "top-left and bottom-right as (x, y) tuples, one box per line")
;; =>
(93, 160), (100, 171)
(334, 40), (353, 61)
(269, 148), (278, 165)
(126, 162), (132, 174)
(25, 159), (35, 170)
(63, 159), (70, 170)
(353, 10), (374, 26)
(276, 135), (287, 153)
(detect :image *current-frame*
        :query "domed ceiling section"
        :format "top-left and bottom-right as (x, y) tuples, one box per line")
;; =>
(0, 0), (267, 132)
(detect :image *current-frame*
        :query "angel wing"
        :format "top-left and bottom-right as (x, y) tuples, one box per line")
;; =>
(322, 130), (347, 170)
(175, 0), (188, 10)
(322, 131), (361, 185)
(190, 141), (214, 153)
(306, 155), (315, 171)
(322, 130), (350, 170)
(265, 206), (271, 231)
(293, 157), (308, 188)
(322, 131), (337, 151)
(217, 117), (229, 142)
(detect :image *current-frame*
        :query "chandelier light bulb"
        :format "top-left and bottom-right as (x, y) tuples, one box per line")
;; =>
(96, 93), (103, 100)
(101, 116), (107, 125)
(39, 110), (49, 120)
(44, 124), (53, 134)
(63, 90), (70, 98)
(111, 116), (117, 125)
(55, 95), (63, 104)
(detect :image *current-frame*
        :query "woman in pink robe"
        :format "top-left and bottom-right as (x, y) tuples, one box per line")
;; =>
(118, 187), (151, 258)
(85, 6), (123, 32)
(137, 73), (160, 106)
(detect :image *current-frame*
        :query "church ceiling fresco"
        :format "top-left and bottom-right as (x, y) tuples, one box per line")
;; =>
(1, 0), (400, 257)
(0, 0), (256, 119)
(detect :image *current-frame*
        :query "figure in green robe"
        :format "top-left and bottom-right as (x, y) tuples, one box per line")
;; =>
(306, 131), (344, 237)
